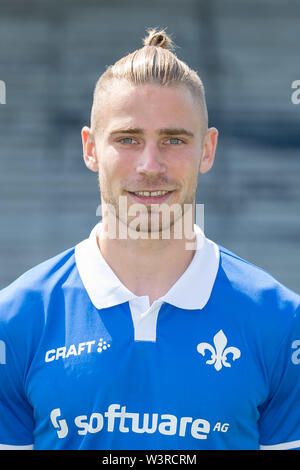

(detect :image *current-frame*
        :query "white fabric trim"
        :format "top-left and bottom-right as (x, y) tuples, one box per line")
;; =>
(0, 443), (33, 450)
(260, 439), (300, 450)
(75, 224), (138, 310)
(130, 298), (163, 342)
(75, 223), (220, 342)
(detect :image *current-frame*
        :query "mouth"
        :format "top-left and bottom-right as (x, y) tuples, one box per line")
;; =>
(126, 189), (175, 204)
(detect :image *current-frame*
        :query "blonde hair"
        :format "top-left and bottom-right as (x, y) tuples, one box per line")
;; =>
(91, 28), (208, 133)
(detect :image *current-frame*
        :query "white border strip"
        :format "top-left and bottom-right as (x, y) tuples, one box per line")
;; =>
(0, 443), (33, 450)
(260, 439), (300, 450)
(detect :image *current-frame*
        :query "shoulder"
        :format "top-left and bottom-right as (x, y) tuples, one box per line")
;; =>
(0, 247), (78, 368)
(218, 244), (300, 304)
(0, 246), (76, 326)
(216, 243), (300, 334)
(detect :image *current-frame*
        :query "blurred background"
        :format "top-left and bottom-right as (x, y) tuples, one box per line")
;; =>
(0, 0), (299, 292)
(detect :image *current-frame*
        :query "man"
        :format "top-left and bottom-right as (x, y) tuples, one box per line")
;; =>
(0, 29), (300, 450)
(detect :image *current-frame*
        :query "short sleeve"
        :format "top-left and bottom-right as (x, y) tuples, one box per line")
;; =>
(0, 323), (34, 447)
(258, 306), (300, 450)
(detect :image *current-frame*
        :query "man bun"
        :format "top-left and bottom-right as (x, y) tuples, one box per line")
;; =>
(143, 28), (175, 50)
(91, 27), (208, 135)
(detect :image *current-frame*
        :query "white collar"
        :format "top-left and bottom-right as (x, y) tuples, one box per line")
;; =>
(75, 223), (220, 310)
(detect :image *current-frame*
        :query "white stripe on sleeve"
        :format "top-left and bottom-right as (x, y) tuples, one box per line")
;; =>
(0, 443), (34, 450)
(260, 439), (300, 450)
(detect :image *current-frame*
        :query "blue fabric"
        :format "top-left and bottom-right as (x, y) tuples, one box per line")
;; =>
(0, 245), (299, 449)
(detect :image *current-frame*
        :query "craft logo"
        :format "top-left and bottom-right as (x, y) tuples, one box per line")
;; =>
(0, 81), (6, 104)
(45, 338), (111, 363)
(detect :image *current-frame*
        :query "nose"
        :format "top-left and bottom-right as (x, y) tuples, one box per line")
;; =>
(136, 142), (166, 176)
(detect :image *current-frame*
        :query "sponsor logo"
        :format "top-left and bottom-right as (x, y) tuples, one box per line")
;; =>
(197, 330), (241, 371)
(45, 338), (111, 363)
(50, 404), (230, 440)
(50, 408), (69, 439)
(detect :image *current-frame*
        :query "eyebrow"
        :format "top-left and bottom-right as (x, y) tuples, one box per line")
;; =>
(109, 127), (194, 138)
(159, 128), (194, 138)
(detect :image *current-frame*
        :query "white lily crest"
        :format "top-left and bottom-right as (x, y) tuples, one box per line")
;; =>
(197, 330), (241, 371)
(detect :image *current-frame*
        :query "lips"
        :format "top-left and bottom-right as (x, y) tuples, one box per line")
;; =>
(127, 189), (174, 204)
(132, 190), (169, 197)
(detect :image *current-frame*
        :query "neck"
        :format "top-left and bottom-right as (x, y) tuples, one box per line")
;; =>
(97, 216), (197, 304)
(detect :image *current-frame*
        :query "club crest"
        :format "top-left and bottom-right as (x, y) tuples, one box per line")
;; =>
(197, 330), (241, 371)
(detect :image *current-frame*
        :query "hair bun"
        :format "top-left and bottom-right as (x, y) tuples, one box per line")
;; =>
(143, 28), (175, 50)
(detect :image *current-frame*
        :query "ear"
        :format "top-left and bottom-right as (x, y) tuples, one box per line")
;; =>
(199, 127), (218, 174)
(81, 126), (99, 173)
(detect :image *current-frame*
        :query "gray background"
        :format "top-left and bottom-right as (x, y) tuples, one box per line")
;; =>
(0, 0), (299, 293)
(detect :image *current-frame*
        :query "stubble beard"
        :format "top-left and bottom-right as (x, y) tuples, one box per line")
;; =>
(98, 174), (197, 240)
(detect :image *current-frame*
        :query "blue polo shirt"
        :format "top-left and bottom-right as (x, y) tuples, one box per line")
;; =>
(0, 223), (299, 450)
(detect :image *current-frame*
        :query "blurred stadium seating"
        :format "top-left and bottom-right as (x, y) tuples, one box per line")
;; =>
(0, 0), (299, 292)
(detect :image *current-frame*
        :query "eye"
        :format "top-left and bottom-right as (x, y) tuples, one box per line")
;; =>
(118, 137), (138, 145)
(165, 138), (184, 145)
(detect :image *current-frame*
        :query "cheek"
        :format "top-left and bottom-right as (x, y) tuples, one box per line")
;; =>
(167, 150), (200, 178)
(98, 147), (134, 185)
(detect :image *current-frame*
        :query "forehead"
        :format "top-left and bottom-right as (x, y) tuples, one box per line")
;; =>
(95, 81), (204, 135)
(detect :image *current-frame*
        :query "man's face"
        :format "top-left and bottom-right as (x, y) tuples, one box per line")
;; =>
(82, 81), (217, 233)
